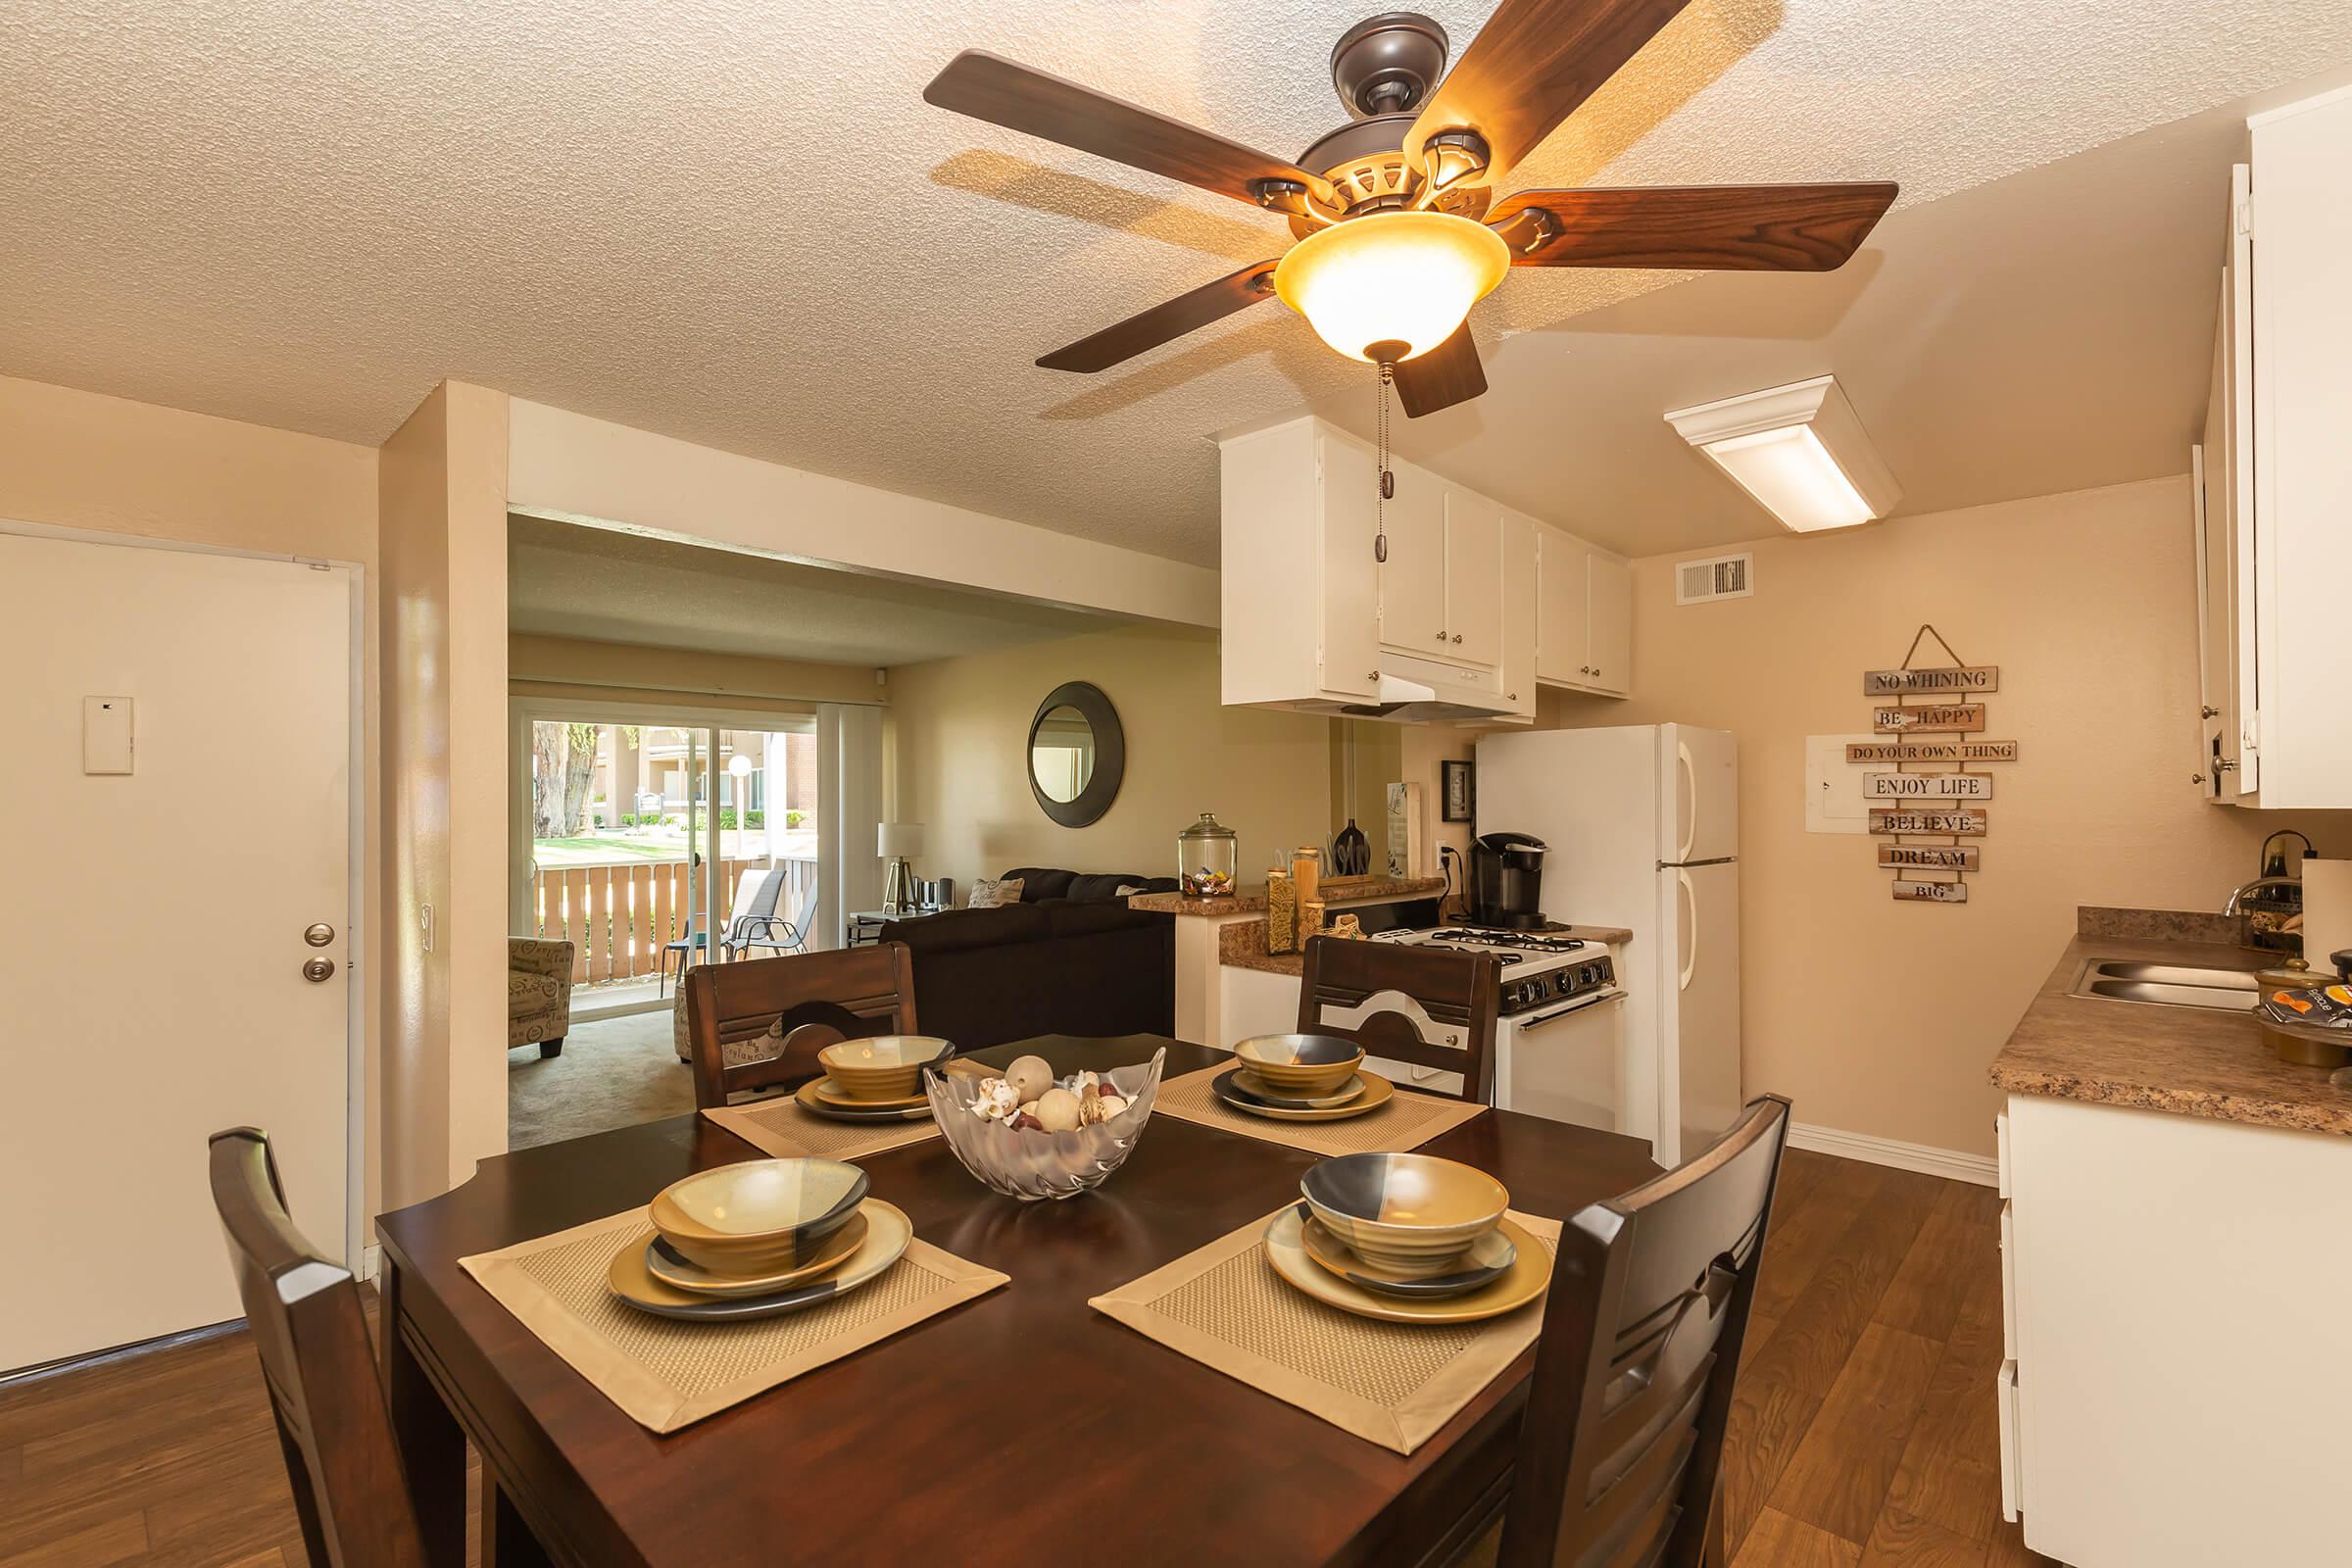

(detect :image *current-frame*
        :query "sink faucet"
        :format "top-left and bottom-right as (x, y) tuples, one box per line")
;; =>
(2223, 874), (2303, 916)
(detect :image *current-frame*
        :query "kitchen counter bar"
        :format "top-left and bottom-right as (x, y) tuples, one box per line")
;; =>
(1127, 874), (1446, 917)
(1988, 917), (2352, 1136)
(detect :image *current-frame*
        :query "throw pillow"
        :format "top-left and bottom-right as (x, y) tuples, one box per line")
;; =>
(967, 876), (1024, 908)
(1115, 883), (1147, 897)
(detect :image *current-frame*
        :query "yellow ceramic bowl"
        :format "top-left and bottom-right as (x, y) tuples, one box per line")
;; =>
(1300, 1152), (1509, 1280)
(1235, 1034), (1364, 1096)
(648, 1157), (868, 1276)
(815, 1036), (956, 1101)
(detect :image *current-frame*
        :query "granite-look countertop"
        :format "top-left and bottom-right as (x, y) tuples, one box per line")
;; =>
(1988, 925), (2352, 1137)
(1218, 919), (1638, 978)
(1128, 874), (1446, 917)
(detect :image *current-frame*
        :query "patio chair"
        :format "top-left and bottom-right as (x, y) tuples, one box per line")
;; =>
(726, 879), (818, 960)
(660, 868), (778, 998)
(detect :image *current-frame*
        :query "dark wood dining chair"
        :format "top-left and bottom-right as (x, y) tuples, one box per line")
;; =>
(207, 1126), (429, 1568)
(683, 942), (921, 1108)
(1296, 935), (1504, 1103)
(1478, 1095), (1793, 1568)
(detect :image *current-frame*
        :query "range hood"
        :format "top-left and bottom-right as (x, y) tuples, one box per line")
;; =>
(1339, 660), (1517, 724)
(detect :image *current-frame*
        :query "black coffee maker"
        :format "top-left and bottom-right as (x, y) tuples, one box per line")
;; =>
(1468, 831), (1548, 929)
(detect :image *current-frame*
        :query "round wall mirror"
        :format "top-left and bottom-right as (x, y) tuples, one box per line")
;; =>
(1027, 681), (1124, 827)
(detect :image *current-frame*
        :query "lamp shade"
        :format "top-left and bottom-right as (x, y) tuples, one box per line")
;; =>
(877, 822), (923, 858)
(1273, 211), (1509, 363)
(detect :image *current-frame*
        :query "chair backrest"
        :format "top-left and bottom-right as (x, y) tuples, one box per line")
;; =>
(1496, 1096), (1792, 1568)
(683, 943), (920, 1107)
(1296, 936), (1503, 1103)
(728, 866), (787, 928)
(208, 1128), (427, 1568)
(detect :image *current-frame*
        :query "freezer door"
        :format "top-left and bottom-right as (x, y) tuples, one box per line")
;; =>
(1660, 724), (1739, 864)
(1656, 858), (1742, 1166)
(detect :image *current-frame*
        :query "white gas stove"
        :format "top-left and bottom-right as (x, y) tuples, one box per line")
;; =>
(1364, 926), (1629, 1129)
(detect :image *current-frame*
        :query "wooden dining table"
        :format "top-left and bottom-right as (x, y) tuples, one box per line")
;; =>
(376, 1034), (1661, 1567)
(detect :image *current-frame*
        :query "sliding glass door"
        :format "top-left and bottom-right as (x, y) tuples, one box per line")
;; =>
(515, 707), (821, 1016)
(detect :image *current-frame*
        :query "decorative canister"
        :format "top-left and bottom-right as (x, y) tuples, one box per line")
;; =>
(1331, 818), (1372, 875)
(1291, 845), (1323, 906)
(1177, 812), (1238, 898)
(1266, 870), (1298, 954)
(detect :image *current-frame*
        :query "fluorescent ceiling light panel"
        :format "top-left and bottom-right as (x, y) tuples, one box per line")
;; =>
(1665, 375), (1900, 533)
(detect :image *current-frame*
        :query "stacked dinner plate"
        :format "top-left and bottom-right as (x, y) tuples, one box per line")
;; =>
(1210, 1034), (1395, 1122)
(607, 1158), (912, 1321)
(1264, 1152), (1548, 1324)
(795, 1036), (958, 1122)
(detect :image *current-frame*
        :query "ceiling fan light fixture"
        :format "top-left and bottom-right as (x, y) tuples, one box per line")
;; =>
(1272, 211), (1509, 363)
(1664, 374), (1901, 533)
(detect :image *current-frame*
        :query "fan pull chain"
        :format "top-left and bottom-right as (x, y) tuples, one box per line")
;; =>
(1375, 361), (1395, 564)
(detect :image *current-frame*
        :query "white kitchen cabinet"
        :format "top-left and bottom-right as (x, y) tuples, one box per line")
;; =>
(1499, 513), (1538, 719)
(1534, 523), (1633, 699)
(1441, 487), (1502, 667)
(1222, 416), (1559, 722)
(2192, 92), (2352, 808)
(1218, 418), (1383, 708)
(1999, 1093), (2352, 1564)
(1376, 459), (1447, 657)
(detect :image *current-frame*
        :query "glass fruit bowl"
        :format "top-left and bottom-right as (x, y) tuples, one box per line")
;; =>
(922, 1050), (1165, 1200)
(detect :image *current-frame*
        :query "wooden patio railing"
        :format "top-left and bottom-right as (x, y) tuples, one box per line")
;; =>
(531, 856), (819, 984)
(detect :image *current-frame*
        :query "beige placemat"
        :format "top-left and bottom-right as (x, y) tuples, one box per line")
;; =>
(1090, 1206), (1560, 1454)
(460, 1204), (1006, 1433)
(1151, 1062), (1489, 1157)
(702, 1097), (941, 1162)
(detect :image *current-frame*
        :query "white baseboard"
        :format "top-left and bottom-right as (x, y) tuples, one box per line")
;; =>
(1788, 1121), (1999, 1188)
(360, 1243), (382, 1282)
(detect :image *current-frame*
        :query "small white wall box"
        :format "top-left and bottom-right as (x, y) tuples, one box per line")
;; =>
(83, 696), (135, 774)
(1805, 734), (1873, 833)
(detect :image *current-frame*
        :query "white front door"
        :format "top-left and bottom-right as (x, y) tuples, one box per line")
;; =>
(0, 532), (353, 1370)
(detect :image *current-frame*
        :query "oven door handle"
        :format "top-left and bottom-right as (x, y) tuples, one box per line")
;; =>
(1512, 988), (1627, 1028)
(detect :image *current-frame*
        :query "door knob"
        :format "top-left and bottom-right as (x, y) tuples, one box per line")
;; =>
(302, 957), (336, 982)
(303, 922), (335, 948)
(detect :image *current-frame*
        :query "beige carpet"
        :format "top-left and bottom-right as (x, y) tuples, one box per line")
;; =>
(508, 1008), (695, 1151)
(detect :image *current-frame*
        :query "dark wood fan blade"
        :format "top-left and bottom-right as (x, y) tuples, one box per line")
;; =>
(1404, 0), (1693, 182)
(1490, 183), (1898, 270)
(926, 51), (1330, 209)
(1036, 261), (1282, 372)
(1392, 324), (1486, 417)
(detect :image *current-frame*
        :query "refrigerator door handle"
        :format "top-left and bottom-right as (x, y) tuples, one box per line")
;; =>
(1677, 868), (1698, 992)
(1675, 739), (1697, 863)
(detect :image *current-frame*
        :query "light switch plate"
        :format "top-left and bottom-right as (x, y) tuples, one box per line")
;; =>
(83, 696), (135, 774)
(1805, 733), (1874, 834)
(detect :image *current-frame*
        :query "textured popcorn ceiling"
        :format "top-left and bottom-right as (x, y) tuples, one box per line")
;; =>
(4, 0), (2351, 567)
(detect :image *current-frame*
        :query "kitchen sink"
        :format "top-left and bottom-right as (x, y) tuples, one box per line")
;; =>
(2068, 957), (2261, 1012)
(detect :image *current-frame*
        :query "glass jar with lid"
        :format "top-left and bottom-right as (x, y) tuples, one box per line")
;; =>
(1176, 812), (1238, 899)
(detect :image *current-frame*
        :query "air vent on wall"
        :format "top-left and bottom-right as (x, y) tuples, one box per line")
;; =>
(1676, 552), (1753, 605)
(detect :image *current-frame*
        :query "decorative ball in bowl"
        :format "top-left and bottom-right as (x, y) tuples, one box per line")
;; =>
(922, 1049), (1166, 1201)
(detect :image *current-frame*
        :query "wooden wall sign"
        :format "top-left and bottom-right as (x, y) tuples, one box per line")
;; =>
(1863, 666), (1999, 696)
(1892, 879), (1969, 903)
(1880, 845), (1982, 870)
(1873, 704), (1985, 732)
(1865, 771), (1993, 800)
(1846, 740), (2019, 763)
(1870, 808), (1987, 835)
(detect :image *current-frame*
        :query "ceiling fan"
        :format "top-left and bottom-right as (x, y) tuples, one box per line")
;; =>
(925, 1), (1896, 416)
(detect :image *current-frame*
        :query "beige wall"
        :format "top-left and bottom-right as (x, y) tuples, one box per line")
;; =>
(886, 625), (1335, 888)
(508, 632), (886, 713)
(1540, 475), (2352, 1156)
(378, 381), (510, 1205)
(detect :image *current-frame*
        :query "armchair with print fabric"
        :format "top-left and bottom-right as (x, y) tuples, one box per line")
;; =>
(509, 938), (575, 1058)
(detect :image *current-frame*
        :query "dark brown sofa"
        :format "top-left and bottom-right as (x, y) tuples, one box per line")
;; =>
(878, 866), (1178, 1050)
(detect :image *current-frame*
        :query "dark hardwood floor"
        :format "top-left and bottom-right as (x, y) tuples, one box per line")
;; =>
(0, 1150), (2046, 1567)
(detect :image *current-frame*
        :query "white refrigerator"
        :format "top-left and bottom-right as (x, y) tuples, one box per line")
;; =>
(1474, 723), (1741, 1166)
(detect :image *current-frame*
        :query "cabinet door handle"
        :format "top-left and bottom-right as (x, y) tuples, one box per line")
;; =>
(1434, 631), (1447, 642)
(1366, 671), (1379, 682)
(1451, 633), (1463, 644)
(2200, 706), (2221, 719)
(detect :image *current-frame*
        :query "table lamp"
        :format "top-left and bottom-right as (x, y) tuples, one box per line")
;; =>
(877, 822), (924, 915)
